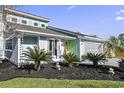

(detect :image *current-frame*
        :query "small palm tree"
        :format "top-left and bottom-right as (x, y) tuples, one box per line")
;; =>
(63, 52), (80, 67)
(82, 53), (107, 67)
(23, 46), (52, 71)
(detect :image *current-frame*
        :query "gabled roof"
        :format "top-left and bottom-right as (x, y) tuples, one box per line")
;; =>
(5, 8), (50, 23)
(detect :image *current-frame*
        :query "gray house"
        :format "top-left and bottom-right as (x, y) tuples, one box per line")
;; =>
(0, 8), (104, 67)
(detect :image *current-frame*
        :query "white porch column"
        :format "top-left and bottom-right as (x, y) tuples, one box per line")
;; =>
(57, 39), (61, 58)
(17, 37), (21, 67)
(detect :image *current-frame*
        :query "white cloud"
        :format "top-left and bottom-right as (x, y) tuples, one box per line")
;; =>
(115, 16), (124, 21)
(120, 9), (124, 13)
(67, 6), (77, 10)
(115, 9), (124, 15)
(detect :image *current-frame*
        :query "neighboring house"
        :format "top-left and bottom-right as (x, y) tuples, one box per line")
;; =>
(0, 9), (104, 67)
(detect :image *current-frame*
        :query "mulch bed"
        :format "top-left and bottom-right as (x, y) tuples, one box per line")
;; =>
(0, 60), (124, 81)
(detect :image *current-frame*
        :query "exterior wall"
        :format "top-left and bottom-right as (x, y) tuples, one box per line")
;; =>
(80, 40), (104, 56)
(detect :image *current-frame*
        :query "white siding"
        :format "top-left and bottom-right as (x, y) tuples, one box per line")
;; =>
(80, 40), (103, 55)
(39, 37), (48, 50)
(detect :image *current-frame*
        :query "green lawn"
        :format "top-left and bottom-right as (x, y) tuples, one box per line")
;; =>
(0, 78), (124, 88)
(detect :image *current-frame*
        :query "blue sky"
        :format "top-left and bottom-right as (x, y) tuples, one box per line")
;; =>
(17, 5), (124, 39)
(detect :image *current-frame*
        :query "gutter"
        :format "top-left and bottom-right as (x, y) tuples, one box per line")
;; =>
(79, 36), (105, 43)
(16, 29), (76, 40)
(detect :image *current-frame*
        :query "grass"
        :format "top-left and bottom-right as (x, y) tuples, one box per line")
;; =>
(0, 78), (124, 88)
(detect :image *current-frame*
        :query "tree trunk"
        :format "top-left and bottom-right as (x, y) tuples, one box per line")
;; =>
(93, 61), (98, 68)
(34, 62), (37, 70)
(69, 62), (73, 67)
(35, 61), (41, 71)
(37, 61), (41, 71)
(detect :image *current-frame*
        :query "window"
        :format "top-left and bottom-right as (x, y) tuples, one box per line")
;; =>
(21, 20), (27, 24)
(34, 22), (38, 26)
(41, 24), (45, 27)
(11, 17), (17, 22)
(22, 36), (38, 44)
(5, 39), (12, 50)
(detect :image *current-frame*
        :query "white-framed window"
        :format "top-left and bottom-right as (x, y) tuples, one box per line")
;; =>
(22, 36), (38, 45)
(34, 22), (39, 27)
(41, 24), (45, 28)
(21, 19), (27, 24)
(11, 17), (17, 23)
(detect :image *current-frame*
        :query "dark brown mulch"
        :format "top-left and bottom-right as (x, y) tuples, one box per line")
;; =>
(0, 61), (124, 81)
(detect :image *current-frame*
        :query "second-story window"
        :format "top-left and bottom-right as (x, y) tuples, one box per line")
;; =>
(11, 17), (17, 23)
(41, 24), (45, 28)
(21, 20), (27, 24)
(34, 22), (38, 26)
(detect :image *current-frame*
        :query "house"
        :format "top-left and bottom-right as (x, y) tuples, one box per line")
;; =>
(0, 8), (104, 67)
(0, 9), (76, 67)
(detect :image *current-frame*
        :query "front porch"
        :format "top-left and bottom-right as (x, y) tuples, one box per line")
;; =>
(17, 31), (75, 66)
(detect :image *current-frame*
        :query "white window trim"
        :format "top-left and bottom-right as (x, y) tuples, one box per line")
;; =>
(20, 18), (28, 25)
(10, 17), (18, 23)
(33, 21), (39, 27)
(40, 23), (46, 28)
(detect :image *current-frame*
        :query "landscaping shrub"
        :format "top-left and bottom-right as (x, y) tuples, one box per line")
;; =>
(82, 53), (107, 67)
(23, 46), (52, 71)
(63, 52), (80, 67)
